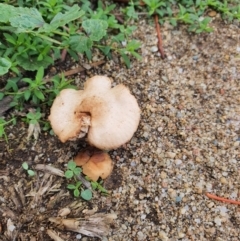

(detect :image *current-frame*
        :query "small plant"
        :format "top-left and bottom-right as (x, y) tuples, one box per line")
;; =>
(0, 117), (16, 143)
(65, 160), (93, 201)
(91, 180), (108, 195)
(64, 160), (108, 201)
(22, 162), (35, 176)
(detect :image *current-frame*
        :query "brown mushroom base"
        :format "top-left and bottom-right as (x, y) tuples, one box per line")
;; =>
(74, 149), (114, 181)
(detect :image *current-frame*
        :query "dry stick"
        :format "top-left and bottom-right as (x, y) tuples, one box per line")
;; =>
(205, 193), (240, 205)
(61, 60), (105, 77)
(154, 14), (166, 59)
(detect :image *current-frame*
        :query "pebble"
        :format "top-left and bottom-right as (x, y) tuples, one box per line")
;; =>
(214, 216), (222, 226)
(207, 202), (215, 208)
(137, 231), (145, 240)
(159, 231), (169, 241)
(165, 152), (176, 158)
(222, 172), (228, 177)
(76, 234), (82, 239)
(178, 232), (185, 238)
(160, 171), (167, 179)
(220, 177), (228, 184)
(150, 46), (158, 52)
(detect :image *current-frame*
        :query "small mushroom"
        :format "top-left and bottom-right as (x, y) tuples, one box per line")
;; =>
(49, 76), (140, 150)
(74, 150), (113, 181)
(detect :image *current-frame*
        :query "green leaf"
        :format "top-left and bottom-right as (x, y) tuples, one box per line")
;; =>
(16, 55), (53, 71)
(42, 5), (85, 32)
(69, 35), (93, 53)
(82, 19), (108, 41)
(65, 170), (73, 179)
(24, 89), (31, 101)
(98, 46), (111, 55)
(22, 162), (28, 170)
(120, 52), (130, 68)
(0, 57), (11, 76)
(74, 188), (80, 197)
(5, 78), (19, 92)
(81, 189), (92, 201)
(67, 184), (76, 190)
(169, 18), (177, 26)
(91, 181), (98, 190)
(36, 66), (44, 82)
(0, 93), (4, 100)
(0, 3), (16, 23)
(67, 160), (76, 170)
(75, 181), (82, 188)
(73, 167), (82, 176)
(28, 170), (35, 176)
(3, 33), (17, 45)
(33, 89), (45, 101)
(10, 8), (45, 32)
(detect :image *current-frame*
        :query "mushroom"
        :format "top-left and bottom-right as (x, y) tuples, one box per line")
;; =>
(74, 150), (113, 181)
(49, 76), (140, 150)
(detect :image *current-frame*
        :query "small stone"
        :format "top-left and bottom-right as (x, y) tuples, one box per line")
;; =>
(150, 46), (158, 52)
(222, 172), (228, 177)
(175, 159), (182, 165)
(168, 189), (177, 199)
(214, 216), (222, 226)
(143, 132), (149, 138)
(161, 171), (167, 179)
(233, 141), (239, 147)
(76, 234), (82, 239)
(220, 177), (227, 184)
(166, 152), (176, 158)
(207, 202), (215, 208)
(178, 232), (185, 238)
(195, 157), (202, 163)
(176, 196), (182, 203)
(159, 231), (169, 241)
(122, 224), (127, 230)
(137, 231), (145, 240)
(162, 76), (168, 82)
(180, 207), (187, 215)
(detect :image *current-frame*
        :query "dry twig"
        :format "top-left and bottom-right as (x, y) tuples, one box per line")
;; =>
(35, 164), (64, 177)
(154, 14), (166, 59)
(61, 60), (105, 77)
(49, 212), (117, 239)
(206, 193), (240, 205)
(47, 229), (64, 241)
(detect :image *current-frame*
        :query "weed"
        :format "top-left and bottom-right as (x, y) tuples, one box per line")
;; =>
(64, 160), (108, 201)
(0, 117), (16, 143)
(22, 162), (35, 176)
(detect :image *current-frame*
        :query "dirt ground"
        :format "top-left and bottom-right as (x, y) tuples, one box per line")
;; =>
(0, 15), (240, 241)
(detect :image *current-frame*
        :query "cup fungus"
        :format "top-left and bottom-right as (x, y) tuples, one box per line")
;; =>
(74, 150), (113, 181)
(49, 76), (140, 150)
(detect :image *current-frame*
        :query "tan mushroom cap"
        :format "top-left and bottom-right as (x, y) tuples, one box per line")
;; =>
(48, 89), (90, 142)
(78, 76), (141, 150)
(49, 75), (140, 150)
(74, 151), (113, 181)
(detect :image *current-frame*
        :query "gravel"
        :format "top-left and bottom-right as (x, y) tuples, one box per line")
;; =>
(0, 16), (239, 241)
(99, 18), (240, 241)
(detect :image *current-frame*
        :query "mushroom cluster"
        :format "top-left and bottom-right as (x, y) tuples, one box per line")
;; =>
(49, 75), (140, 150)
